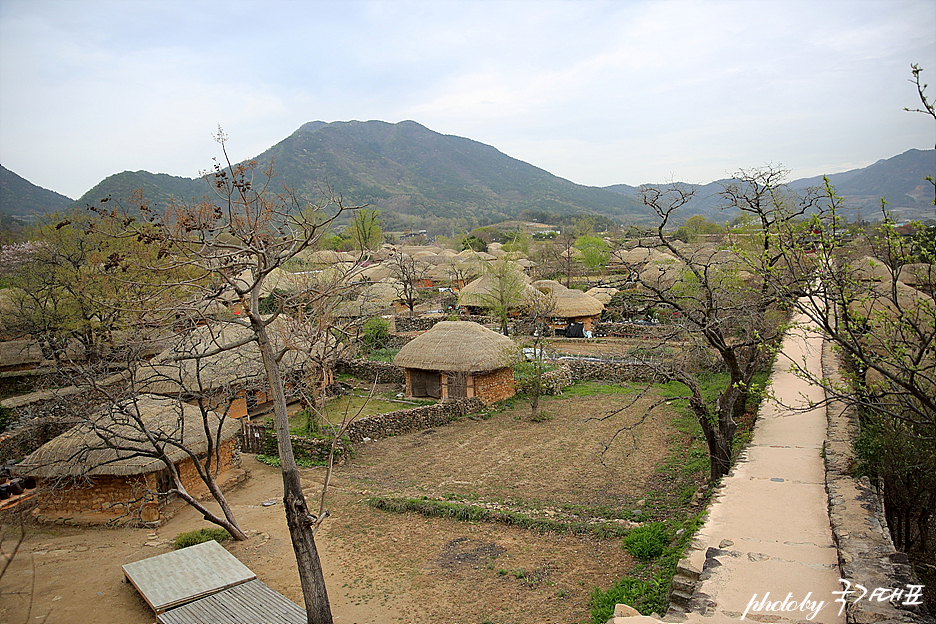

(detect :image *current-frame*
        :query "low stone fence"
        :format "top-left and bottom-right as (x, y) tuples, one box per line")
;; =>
(336, 359), (406, 384)
(0, 383), (113, 461)
(821, 342), (927, 623)
(562, 360), (663, 384)
(261, 398), (485, 463)
(345, 398), (484, 443)
(594, 321), (684, 340)
(393, 314), (490, 333)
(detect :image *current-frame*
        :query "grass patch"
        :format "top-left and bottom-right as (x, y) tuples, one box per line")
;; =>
(367, 496), (631, 539)
(174, 528), (232, 549)
(366, 347), (399, 363)
(590, 513), (704, 623)
(256, 453), (325, 468)
(623, 522), (671, 561)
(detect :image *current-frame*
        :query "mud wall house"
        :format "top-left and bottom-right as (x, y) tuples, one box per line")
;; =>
(17, 394), (241, 525)
(392, 321), (520, 404)
(135, 317), (328, 420)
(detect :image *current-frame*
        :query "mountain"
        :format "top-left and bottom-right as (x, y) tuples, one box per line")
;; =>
(249, 120), (647, 227)
(0, 165), (73, 220)
(4, 122), (933, 235)
(788, 148), (935, 221)
(74, 170), (212, 213)
(71, 120), (647, 231)
(606, 149), (936, 223)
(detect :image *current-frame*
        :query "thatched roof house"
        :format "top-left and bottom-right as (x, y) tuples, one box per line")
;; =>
(585, 286), (619, 305)
(18, 394), (242, 525)
(532, 281), (605, 334)
(393, 321), (520, 403)
(458, 269), (547, 312)
(136, 317), (328, 418)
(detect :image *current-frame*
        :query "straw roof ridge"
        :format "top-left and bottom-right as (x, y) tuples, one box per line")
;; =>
(137, 317), (323, 396)
(393, 321), (520, 373)
(19, 394), (240, 478)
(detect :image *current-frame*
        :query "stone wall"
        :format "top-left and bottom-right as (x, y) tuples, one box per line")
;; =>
(336, 359), (406, 384)
(594, 321), (684, 340)
(263, 398), (484, 462)
(0, 394), (94, 462)
(821, 341), (928, 623)
(345, 398), (484, 443)
(562, 360), (664, 384)
(393, 315), (490, 333)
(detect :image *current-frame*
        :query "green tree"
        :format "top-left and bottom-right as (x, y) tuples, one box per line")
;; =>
(1, 209), (175, 363)
(348, 207), (382, 251)
(575, 234), (610, 271)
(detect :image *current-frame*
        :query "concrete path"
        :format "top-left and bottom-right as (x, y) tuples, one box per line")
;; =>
(672, 317), (844, 624)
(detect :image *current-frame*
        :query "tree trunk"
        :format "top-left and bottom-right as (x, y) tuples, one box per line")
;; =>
(691, 397), (734, 482)
(254, 320), (333, 624)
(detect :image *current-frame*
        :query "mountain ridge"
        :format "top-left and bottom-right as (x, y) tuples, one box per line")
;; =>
(2, 121), (933, 231)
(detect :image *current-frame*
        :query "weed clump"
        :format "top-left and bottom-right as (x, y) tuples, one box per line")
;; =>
(623, 522), (671, 562)
(174, 528), (232, 550)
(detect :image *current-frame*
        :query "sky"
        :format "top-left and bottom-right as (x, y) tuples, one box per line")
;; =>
(1, 0), (934, 201)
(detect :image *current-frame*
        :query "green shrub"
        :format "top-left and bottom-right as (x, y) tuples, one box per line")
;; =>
(361, 317), (390, 350)
(623, 522), (671, 562)
(367, 347), (399, 363)
(591, 574), (668, 623)
(174, 528), (232, 549)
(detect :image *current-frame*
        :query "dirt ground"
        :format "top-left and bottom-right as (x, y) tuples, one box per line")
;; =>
(1, 376), (679, 624)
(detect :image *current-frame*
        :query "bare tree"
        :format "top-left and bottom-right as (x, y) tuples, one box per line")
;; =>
(386, 250), (429, 316)
(519, 289), (557, 420)
(627, 172), (796, 481)
(90, 131), (361, 624)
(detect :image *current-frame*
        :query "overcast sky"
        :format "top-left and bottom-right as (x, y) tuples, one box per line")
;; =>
(1, 0), (934, 200)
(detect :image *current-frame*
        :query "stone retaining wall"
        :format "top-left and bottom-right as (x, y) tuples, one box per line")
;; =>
(345, 398), (484, 443)
(393, 315), (489, 333)
(336, 359), (406, 384)
(264, 398), (485, 463)
(562, 360), (663, 384)
(821, 341), (928, 623)
(594, 321), (684, 340)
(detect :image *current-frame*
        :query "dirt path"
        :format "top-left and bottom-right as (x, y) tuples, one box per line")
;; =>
(2, 386), (679, 624)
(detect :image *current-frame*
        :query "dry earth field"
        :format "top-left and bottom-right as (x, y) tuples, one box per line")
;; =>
(1, 381), (688, 624)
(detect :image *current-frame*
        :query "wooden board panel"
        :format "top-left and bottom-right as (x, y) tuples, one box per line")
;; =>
(157, 579), (306, 624)
(122, 540), (256, 613)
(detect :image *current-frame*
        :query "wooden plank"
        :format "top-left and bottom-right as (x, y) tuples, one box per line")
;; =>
(122, 540), (256, 614)
(157, 580), (306, 624)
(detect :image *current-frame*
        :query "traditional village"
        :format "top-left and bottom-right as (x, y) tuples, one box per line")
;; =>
(1, 153), (934, 624)
(0, 4), (934, 622)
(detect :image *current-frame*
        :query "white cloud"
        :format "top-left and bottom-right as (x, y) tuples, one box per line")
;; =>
(0, 0), (933, 198)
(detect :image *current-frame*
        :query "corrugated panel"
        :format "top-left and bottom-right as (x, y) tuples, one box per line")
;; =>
(122, 540), (256, 613)
(157, 579), (306, 624)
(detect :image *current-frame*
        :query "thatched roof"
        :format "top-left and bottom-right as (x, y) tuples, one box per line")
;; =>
(553, 289), (603, 317)
(532, 279), (564, 292)
(898, 263), (935, 289)
(457, 272), (546, 310)
(136, 317), (323, 396)
(585, 287), (619, 304)
(19, 394), (239, 478)
(393, 321), (520, 372)
(851, 256), (893, 282)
